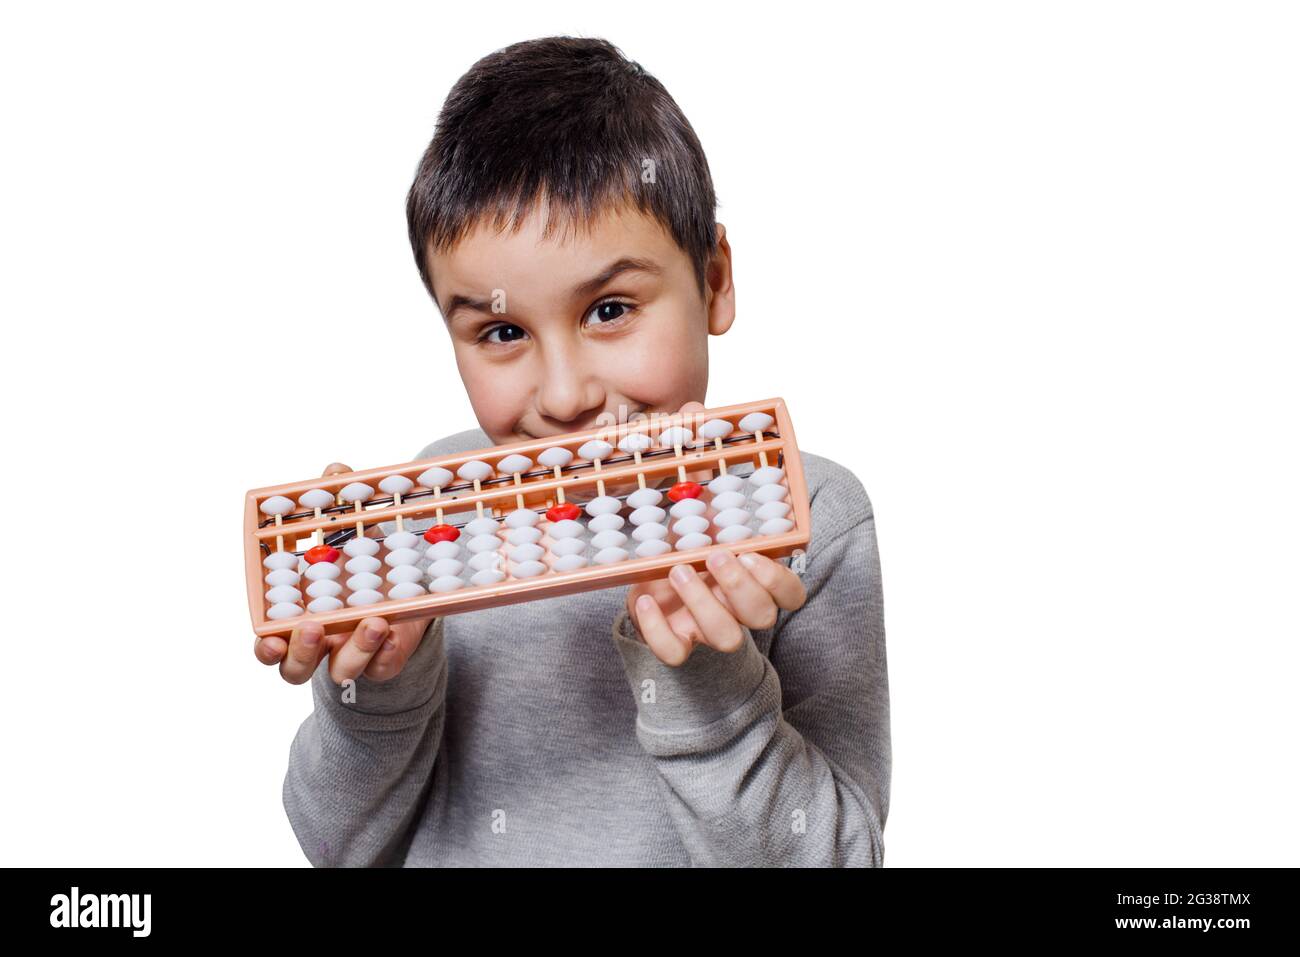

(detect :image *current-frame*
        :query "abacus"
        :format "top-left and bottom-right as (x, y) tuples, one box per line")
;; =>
(244, 398), (810, 638)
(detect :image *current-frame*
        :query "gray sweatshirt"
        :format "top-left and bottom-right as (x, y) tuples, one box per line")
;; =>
(282, 427), (891, 866)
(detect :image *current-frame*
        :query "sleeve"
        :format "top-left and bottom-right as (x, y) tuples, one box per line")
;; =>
(609, 474), (891, 867)
(282, 616), (448, 867)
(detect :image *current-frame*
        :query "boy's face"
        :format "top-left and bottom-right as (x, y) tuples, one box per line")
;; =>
(426, 200), (735, 445)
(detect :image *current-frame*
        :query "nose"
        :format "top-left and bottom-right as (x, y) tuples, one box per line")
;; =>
(534, 341), (607, 428)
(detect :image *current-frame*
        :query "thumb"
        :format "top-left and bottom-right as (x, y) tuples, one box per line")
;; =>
(322, 462), (352, 477)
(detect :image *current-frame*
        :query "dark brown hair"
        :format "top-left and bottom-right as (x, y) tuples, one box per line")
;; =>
(406, 36), (718, 301)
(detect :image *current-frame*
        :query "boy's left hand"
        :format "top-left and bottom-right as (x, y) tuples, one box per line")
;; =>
(627, 550), (806, 666)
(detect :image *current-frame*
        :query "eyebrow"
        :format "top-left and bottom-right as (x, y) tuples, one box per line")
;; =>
(439, 257), (663, 325)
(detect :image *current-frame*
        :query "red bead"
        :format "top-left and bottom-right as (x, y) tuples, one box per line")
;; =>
(667, 481), (704, 502)
(305, 545), (340, 564)
(423, 524), (460, 544)
(547, 502), (581, 522)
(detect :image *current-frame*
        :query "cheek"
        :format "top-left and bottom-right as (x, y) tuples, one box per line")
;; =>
(614, 312), (708, 401)
(453, 347), (529, 437)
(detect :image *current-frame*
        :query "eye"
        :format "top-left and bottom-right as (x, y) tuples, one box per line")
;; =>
(479, 323), (528, 345)
(584, 299), (634, 327)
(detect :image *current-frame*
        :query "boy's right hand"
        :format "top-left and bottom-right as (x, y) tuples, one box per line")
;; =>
(252, 462), (436, 686)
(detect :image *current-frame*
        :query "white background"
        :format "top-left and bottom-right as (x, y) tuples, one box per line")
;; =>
(1, 1), (1295, 866)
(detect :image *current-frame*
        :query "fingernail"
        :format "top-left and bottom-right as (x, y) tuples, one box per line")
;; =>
(670, 564), (693, 584)
(739, 553), (758, 569)
(706, 550), (731, 572)
(383, 639), (397, 652)
(301, 628), (321, 647)
(636, 595), (654, 613)
(366, 624), (385, 641)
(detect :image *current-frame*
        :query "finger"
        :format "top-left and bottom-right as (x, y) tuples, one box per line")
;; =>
(633, 594), (693, 666)
(254, 634), (287, 666)
(322, 462), (353, 477)
(738, 552), (807, 610)
(678, 400), (706, 415)
(705, 549), (780, 630)
(363, 617), (429, 681)
(329, 617), (390, 684)
(278, 622), (328, 685)
(667, 563), (746, 652)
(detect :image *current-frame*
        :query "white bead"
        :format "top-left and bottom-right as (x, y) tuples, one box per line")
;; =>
(345, 555), (381, 575)
(307, 596), (344, 613)
(265, 568), (300, 587)
(465, 517), (500, 536)
(587, 512), (624, 532)
(553, 553), (589, 572)
(506, 526), (543, 545)
(346, 589), (384, 606)
(585, 495), (622, 516)
(417, 466), (454, 489)
(717, 525), (754, 544)
(550, 537), (587, 556)
(658, 426), (693, 448)
(669, 498), (707, 518)
(470, 569), (506, 587)
(759, 518), (795, 536)
(259, 495), (295, 516)
(383, 531), (418, 551)
(267, 602), (304, 619)
(467, 534), (502, 554)
(505, 508), (540, 528)
(338, 482), (374, 503)
(457, 460), (493, 482)
(626, 487), (663, 508)
(263, 551), (299, 571)
(496, 453), (532, 475)
(265, 585), (301, 604)
(738, 412), (775, 434)
(509, 543), (545, 563)
(708, 474), (744, 494)
(632, 522), (668, 542)
(343, 537), (381, 557)
(386, 565), (423, 584)
(548, 519), (586, 539)
(755, 501), (792, 521)
(428, 558), (465, 578)
(298, 488), (334, 510)
(672, 515), (710, 536)
(618, 432), (653, 453)
(304, 563), (340, 581)
(713, 507), (752, 528)
(710, 491), (747, 511)
(425, 541), (461, 560)
(538, 446), (573, 468)
(629, 505), (666, 526)
(379, 475), (414, 496)
(578, 439), (613, 461)
(468, 551), (503, 572)
(751, 483), (789, 504)
(429, 576), (464, 593)
(590, 529), (628, 550)
(306, 579), (342, 598)
(512, 560), (548, 578)
(698, 418), (733, 440)
(748, 466), (785, 486)
(675, 532), (713, 550)
(635, 539), (673, 558)
(388, 581), (426, 600)
(384, 547), (422, 567)
(593, 547), (630, 564)
(347, 572), (383, 592)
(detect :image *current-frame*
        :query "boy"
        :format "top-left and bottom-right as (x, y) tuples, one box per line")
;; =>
(253, 36), (891, 867)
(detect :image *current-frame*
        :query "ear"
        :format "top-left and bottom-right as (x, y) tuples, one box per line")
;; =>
(705, 223), (736, 336)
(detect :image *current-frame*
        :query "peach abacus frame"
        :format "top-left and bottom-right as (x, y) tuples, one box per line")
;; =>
(243, 398), (811, 638)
